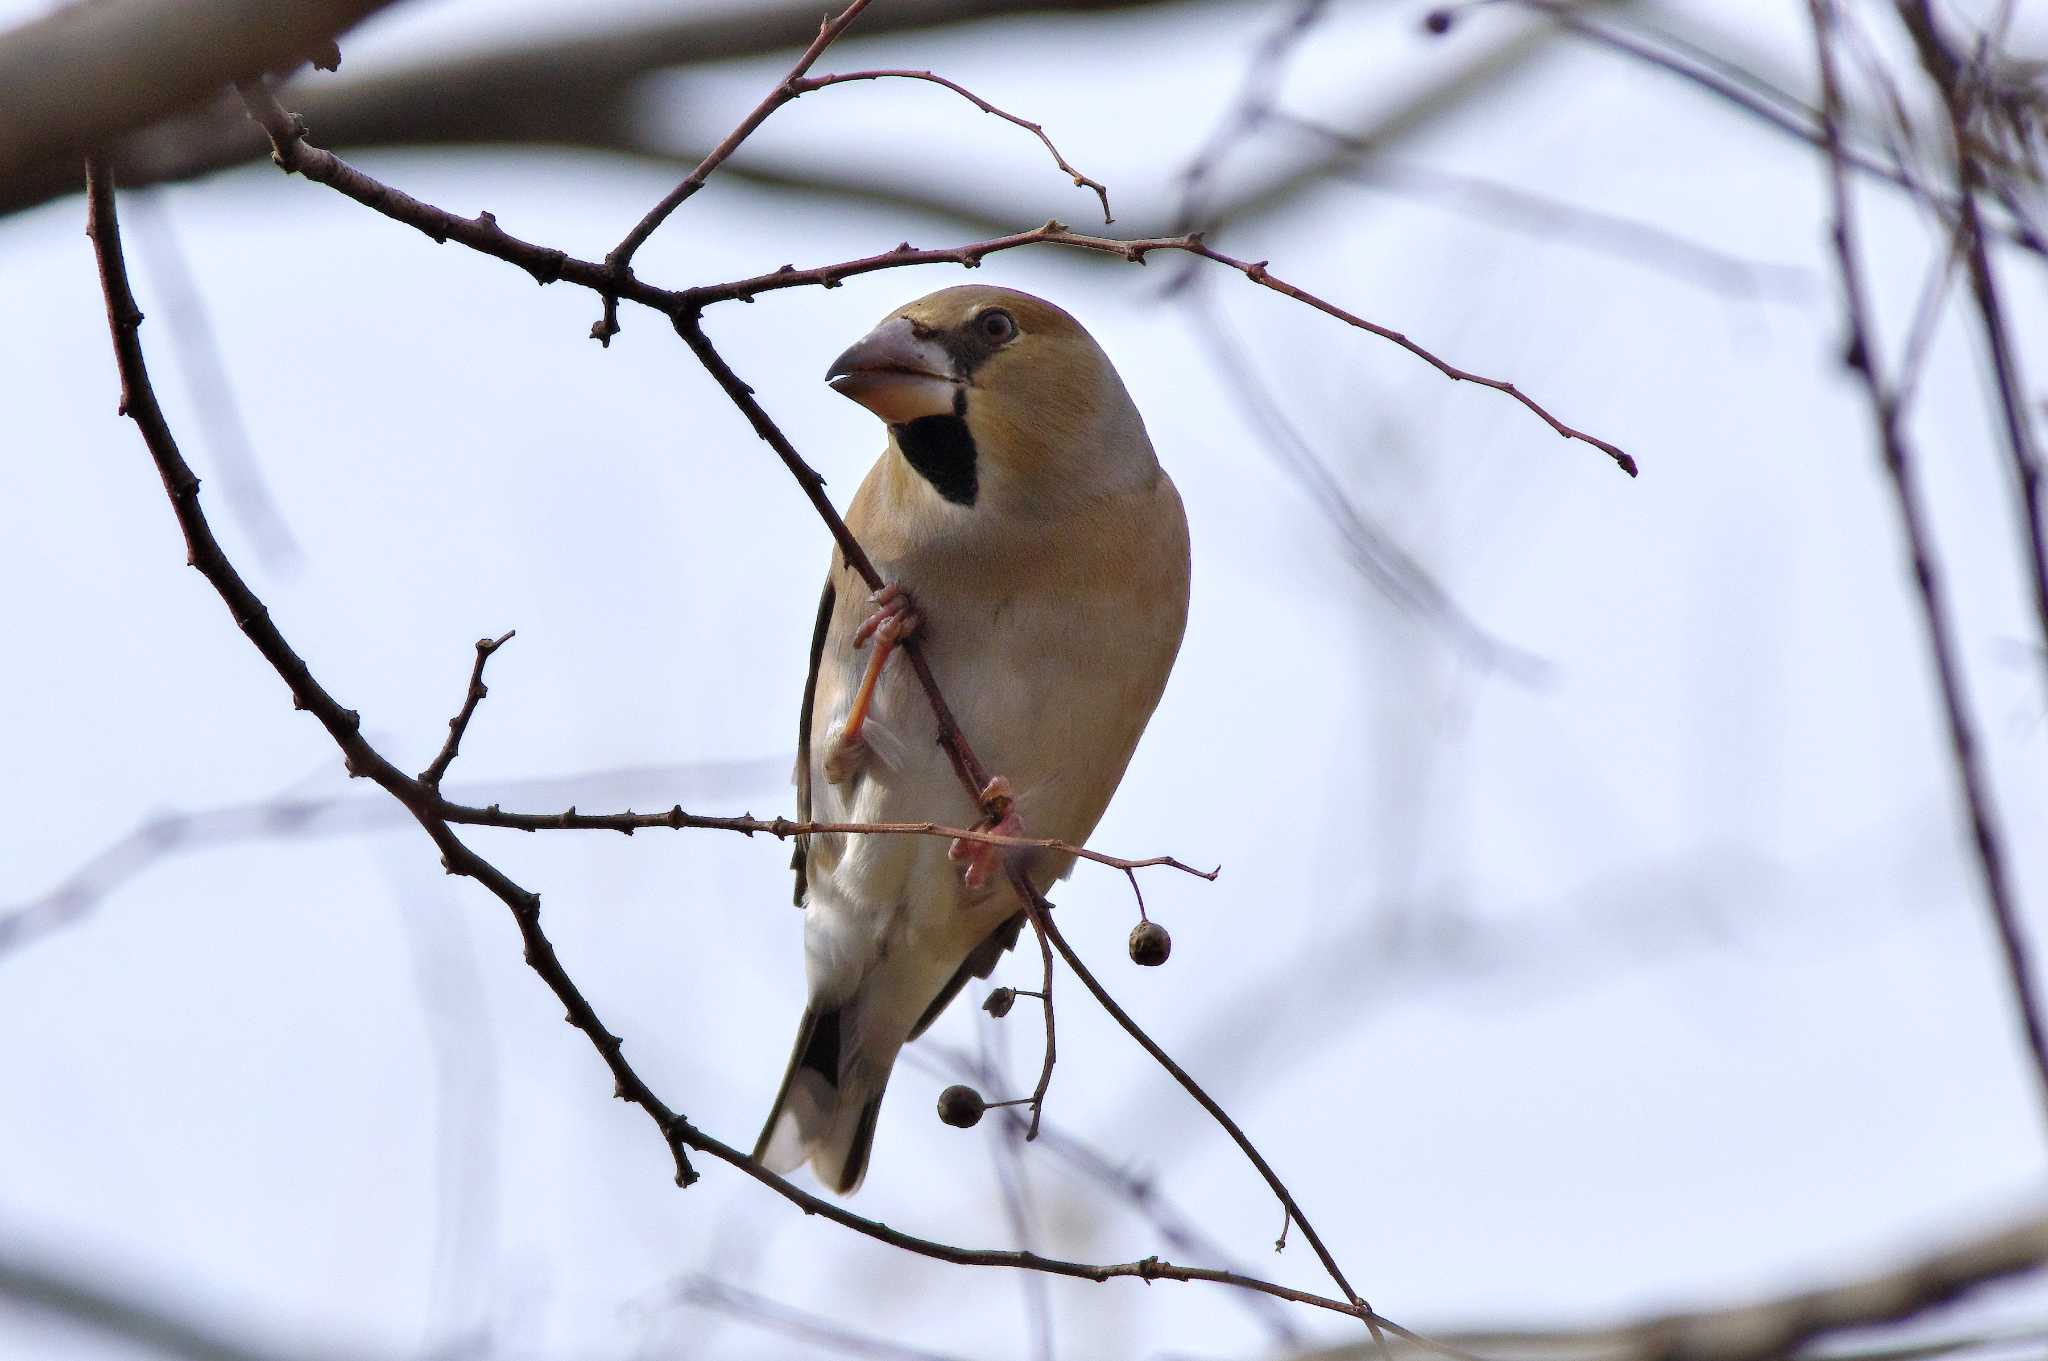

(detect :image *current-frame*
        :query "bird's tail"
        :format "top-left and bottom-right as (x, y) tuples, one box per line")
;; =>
(752, 1001), (896, 1195)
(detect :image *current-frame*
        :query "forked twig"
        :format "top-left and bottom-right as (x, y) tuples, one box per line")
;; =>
(235, 81), (1634, 479)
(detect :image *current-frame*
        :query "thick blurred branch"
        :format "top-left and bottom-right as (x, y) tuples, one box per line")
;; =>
(0, 1245), (372, 1361)
(1308, 1212), (2048, 1361)
(0, 0), (1175, 218)
(0, 0), (403, 187)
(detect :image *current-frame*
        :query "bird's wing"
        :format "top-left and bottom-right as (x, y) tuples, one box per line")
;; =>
(790, 574), (837, 907)
(908, 910), (1024, 1039)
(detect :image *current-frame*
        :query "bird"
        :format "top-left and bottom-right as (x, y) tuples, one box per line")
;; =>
(752, 284), (1191, 1194)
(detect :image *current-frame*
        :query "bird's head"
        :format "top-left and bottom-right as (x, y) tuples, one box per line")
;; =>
(825, 285), (1157, 512)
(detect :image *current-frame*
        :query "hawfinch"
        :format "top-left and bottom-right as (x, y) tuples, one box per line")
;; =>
(753, 285), (1191, 1193)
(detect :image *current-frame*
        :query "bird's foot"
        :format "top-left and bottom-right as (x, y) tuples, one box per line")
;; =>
(949, 776), (1022, 893)
(852, 582), (921, 650)
(823, 584), (922, 786)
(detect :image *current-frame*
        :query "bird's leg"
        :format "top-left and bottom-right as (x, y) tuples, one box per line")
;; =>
(822, 584), (922, 785)
(949, 775), (1024, 893)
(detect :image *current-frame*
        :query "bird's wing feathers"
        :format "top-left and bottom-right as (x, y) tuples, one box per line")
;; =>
(909, 910), (1025, 1040)
(791, 575), (837, 906)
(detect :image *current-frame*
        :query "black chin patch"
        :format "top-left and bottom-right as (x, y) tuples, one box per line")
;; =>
(892, 408), (978, 507)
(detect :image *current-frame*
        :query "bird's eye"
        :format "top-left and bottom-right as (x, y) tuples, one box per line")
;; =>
(976, 309), (1017, 344)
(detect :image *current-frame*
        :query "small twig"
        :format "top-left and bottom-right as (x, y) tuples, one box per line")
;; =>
(421, 630), (515, 789)
(1020, 895), (1058, 1141)
(592, 0), (876, 343)
(794, 69), (1111, 223)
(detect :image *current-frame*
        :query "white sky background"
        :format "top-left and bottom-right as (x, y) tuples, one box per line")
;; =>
(3, 0), (2047, 1358)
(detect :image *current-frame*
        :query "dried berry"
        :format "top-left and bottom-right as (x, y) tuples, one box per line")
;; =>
(983, 987), (1018, 1018)
(1128, 920), (1172, 967)
(937, 1084), (987, 1129)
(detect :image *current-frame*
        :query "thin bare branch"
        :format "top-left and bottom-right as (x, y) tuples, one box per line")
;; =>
(593, 0), (877, 343)
(437, 798), (1218, 881)
(793, 68), (1111, 222)
(1021, 896), (1059, 1140)
(235, 82), (1635, 478)
(674, 228), (1637, 475)
(1805, 0), (2048, 1130)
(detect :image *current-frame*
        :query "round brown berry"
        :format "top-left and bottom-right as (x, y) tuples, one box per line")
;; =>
(1128, 921), (1172, 967)
(937, 1084), (987, 1129)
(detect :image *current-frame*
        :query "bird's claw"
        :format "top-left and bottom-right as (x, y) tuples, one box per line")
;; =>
(853, 583), (921, 650)
(950, 776), (1022, 893)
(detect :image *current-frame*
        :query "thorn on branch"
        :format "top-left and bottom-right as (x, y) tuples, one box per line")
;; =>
(591, 297), (621, 346)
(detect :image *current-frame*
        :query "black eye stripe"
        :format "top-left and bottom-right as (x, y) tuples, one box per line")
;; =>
(926, 308), (1019, 376)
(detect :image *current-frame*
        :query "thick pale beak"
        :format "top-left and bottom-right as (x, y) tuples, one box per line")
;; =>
(826, 317), (960, 424)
